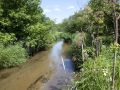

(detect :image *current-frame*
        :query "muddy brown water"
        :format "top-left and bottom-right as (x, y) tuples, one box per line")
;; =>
(0, 42), (74, 90)
(0, 51), (52, 90)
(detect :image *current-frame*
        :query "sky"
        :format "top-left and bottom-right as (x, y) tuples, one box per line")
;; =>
(41, 0), (90, 23)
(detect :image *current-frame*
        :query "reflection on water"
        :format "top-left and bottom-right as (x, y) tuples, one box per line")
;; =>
(41, 41), (74, 90)
(50, 41), (63, 65)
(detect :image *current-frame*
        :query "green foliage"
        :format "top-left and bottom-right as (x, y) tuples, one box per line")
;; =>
(60, 7), (92, 33)
(89, 0), (112, 13)
(85, 47), (95, 58)
(71, 43), (83, 71)
(59, 0), (119, 46)
(102, 36), (114, 45)
(73, 46), (120, 90)
(0, 32), (16, 45)
(25, 22), (53, 49)
(0, 44), (27, 69)
(71, 44), (95, 71)
(71, 32), (88, 71)
(58, 0), (120, 89)
(0, 0), (55, 56)
(59, 33), (72, 43)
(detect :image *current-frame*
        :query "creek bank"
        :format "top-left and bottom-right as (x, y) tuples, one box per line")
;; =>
(0, 51), (53, 90)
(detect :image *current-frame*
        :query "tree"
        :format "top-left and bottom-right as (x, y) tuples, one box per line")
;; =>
(0, 0), (54, 55)
(111, 0), (120, 90)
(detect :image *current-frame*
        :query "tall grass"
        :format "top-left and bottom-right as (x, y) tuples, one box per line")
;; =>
(73, 46), (120, 90)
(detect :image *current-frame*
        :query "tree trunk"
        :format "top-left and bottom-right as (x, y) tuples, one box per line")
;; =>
(111, 0), (119, 90)
(81, 42), (84, 62)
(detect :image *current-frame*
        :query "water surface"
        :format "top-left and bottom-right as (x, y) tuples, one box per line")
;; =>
(41, 41), (74, 90)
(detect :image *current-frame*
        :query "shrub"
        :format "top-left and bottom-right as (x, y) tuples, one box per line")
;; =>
(73, 46), (120, 90)
(24, 23), (54, 56)
(0, 32), (16, 45)
(71, 43), (83, 71)
(71, 32), (88, 71)
(58, 32), (72, 43)
(0, 44), (27, 69)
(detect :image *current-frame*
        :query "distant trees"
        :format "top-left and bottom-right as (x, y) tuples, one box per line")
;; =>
(60, 0), (120, 52)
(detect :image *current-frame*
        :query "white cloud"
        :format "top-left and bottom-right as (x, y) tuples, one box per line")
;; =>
(67, 6), (75, 10)
(54, 8), (61, 12)
(44, 9), (52, 13)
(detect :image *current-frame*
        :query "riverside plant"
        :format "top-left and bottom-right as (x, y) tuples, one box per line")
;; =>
(0, 44), (27, 69)
(72, 46), (120, 90)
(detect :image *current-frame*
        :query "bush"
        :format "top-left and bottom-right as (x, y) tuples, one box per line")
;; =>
(71, 43), (83, 71)
(0, 32), (16, 45)
(0, 44), (27, 69)
(58, 32), (72, 43)
(24, 23), (54, 56)
(73, 46), (120, 90)
(71, 32), (87, 71)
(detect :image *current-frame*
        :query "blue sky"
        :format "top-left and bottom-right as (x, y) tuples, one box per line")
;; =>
(41, 0), (90, 23)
